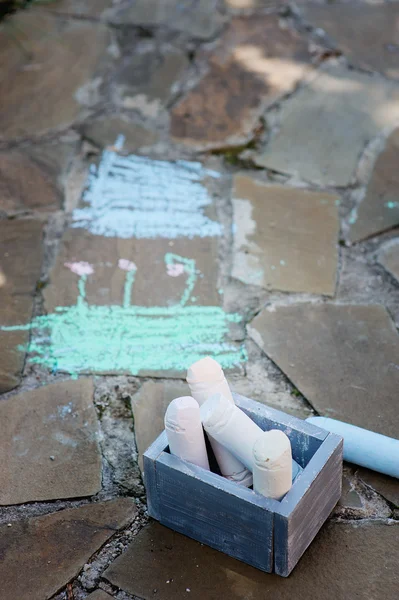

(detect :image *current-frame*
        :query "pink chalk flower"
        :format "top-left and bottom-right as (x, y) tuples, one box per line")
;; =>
(118, 259), (137, 272)
(166, 263), (185, 277)
(64, 261), (94, 276)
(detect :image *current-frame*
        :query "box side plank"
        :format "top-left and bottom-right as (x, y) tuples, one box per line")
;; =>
(143, 432), (168, 521)
(274, 433), (343, 576)
(155, 452), (275, 572)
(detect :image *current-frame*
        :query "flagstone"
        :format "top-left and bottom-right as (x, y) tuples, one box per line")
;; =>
(348, 128), (399, 242)
(80, 116), (160, 152)
(0, 499), (136, 600)
(357, 468), (399, 508)
(131, 380), (189, 471)
(0, 219), (43, 393)
(87, 591), (114, 600)
(0, 379), (101, 505)
(303, 3), (399, 80)
(47, 0), (113, 18)
(0, 10), (110, 139)
(232, 176), (339, 295)
(114, 48), (189, 116)
(111, 0), (225, 39)
(171, 15), (311, 148)
(104, 520), (398, 600)
(254, 65), (399, 186)
(378, 239), (399, 283)
(249, 303), (399, 438)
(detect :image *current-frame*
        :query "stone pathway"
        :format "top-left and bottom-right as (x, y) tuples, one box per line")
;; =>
(0, 1), (398, 599)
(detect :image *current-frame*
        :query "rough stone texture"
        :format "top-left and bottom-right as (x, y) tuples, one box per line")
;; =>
(0, 219), (43, 393)
(114, 48), (189, 116)
(225, 0), (278, 8)
(303, 3), (399, 80)
(104, 520), (399, 599)
(249, 303), (399, 438)
(86, 591), (114, 600)
(44, 230), (220, 311)
(0, 499), (136, 600)
(357, 468), (399, 508)
(349, 128), (399, 242)
(379, 239), (399, 283)
(47, 0), (114, 18)
(81, 116), (160, 152)
(0, 379), (102, 505)
(338, 474), (363, 509)
(111, 0), (225, 39)
(0, 10), (109, 139)
(255, 65), (399, 186)
(232, 176), (339, 295)
(171, 15), (311, 148)
(131, 379), (189, 470)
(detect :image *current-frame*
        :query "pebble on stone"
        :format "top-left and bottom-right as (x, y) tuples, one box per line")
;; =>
(0, 219), (43, 393)
(0, 10), (109, 139)
(111, 0), (225, 40)
(171, 15), (312, 148)
(303, 3), (399, 80)
(378, 239), (399, 284)
(0, 379), (102, 505)
(348, 128), (399, 243)
(131, 380), (189, 471)
(80, 116), (160, 153)
(232, 176), (339, 295)
(104, 520), (399, 599)
(255, 65), (399, 186)
(249, 303), (399, 438)
(0, 499), (136, 600)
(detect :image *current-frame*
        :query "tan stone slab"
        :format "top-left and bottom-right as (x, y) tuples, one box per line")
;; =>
(0, 379), (102, 505)
(379, 239), (399, 283)
(249, 303), (399, 438)
(104, 520), (398, 599)
(114, 48), (188, 117)
(0, 10), (109, 139)
(349, 129), (399, 242)
(0, 499), (136, 600)
(111, 0), (225, 39)
(255, 65), (399, 186)
(357, 468), (399, 508)
(81, 116), (159, 152)
(0, 219), (43, 392)
(44, 229), (220, 311)
(232, 176), (339, 295)
(171, 15), (311, 148)
(303, 3), (399, 80)
(131, 380), (189, 471)
(87, 591), (114, 600)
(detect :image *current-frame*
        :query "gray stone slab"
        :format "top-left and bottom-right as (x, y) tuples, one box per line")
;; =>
(86, 591), (114, 600)
(0, 219), (43, 393)
(338, 474), (363, 509)
(104, 520), (398, 599)
(249, 303), (399, 438)
(349, 128), (399, 242)
(114, 48), (188, 117)
(357, 468), (399, 508)
(303, 3), (399, 80)
(111, 0), (225, 39)
(131, 380), (189, 471)
(255, 65), (399, 186)
(47, 0), (113, 18)
(232, 176), (339, 295)
(171, 15), (311, 148)
(0, 499), (136, 600)
(80, 116), (159, 152)
(379, 239), (399, 283)
(0, 10), (110, 139)
(0, 378), (101, 505)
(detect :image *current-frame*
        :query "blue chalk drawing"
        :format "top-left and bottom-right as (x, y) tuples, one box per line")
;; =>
(72, 136), (222, 239)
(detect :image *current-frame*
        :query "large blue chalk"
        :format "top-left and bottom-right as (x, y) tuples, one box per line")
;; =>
(306, 416), (399, 479)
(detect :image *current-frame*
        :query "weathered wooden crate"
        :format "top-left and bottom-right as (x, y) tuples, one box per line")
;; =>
(143, 393), (343, 577)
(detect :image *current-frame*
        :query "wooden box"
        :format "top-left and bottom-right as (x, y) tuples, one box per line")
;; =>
(143, 393), (343, 577)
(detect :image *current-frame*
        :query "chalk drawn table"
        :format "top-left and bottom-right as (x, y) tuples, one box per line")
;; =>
(144, 393), (343, 577)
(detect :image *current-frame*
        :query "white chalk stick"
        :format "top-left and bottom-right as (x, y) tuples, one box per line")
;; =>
(253, 430), (292, 500)
(164, 396), (210, 471)
(187, 358), (252, 485)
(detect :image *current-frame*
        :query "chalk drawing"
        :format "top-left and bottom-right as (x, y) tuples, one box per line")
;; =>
(1, 254), (246, 377)
(71, 138), (222, 239)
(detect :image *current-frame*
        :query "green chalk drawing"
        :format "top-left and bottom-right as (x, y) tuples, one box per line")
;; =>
(385, 201), (399, 209)
(1, 254), (246, 377)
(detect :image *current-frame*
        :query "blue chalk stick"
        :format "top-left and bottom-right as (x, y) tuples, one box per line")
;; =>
(306, 416), (399, 479)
